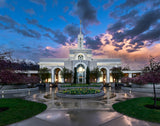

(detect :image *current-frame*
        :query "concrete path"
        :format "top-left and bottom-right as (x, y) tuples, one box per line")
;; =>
(10, 109), (160, 126)
(9, 87), (160, 126)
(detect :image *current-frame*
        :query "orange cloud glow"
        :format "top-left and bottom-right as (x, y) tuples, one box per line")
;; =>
(43, 32), (160, 70)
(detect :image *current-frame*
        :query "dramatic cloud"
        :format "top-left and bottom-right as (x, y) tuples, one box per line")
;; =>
(0, 15), (18, 27)
(72, 0), (100, 27)
(48, 18), (53, 22)
(64, 6), (69, 13)
(41, 43), (78, 58)
(108, 8), (160, 53)
(91, 32), (160, 69)
(108, 21), (125, 33)
(120, 10), (138, 22)
(15, 28), (41, 39)
(30, 0), (46, 7)
(36, 24), (54, 34)
(44, 33), (53, 40)
(24, 8), (36, 15)
(103, 0), (114, 10)
(119, 0), (150, 8)
(126, 9), (160, 38)
(26, 18), (38, 25)
(64, 24), (80, 42)
(59, 16), (67, 22)
(85, 35), (102, 49)
(130, 24), (160, 46)
(0, 15), (41, 39)
(53, 30), (68, 45)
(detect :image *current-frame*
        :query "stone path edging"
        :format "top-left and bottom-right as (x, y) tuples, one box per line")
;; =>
(122, 87), (160, 93)
(0, 87), (39, 94)
(56, 91), (105, 98)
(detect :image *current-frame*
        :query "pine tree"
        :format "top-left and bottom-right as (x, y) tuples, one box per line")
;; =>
(73, 67), (77, 84)
(86, 66), (90, 84)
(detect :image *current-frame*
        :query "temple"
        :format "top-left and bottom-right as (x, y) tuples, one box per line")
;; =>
(39, 21), (122, 83)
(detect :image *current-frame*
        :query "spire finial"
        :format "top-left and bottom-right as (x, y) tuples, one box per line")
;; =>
(80, 20), (82, 34)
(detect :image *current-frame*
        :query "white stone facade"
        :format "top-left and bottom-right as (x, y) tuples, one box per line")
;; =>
(39, 23), (121, 83)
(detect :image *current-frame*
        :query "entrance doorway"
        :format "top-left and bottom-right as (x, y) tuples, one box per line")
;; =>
(77, 64), (85, 83)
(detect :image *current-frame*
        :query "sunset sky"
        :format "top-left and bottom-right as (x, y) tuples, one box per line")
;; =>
(0, 0), (160, 69)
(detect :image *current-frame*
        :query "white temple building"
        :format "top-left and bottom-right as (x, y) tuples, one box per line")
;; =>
(39, 22), (122, 83)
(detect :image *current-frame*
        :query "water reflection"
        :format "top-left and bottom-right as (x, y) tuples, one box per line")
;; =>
(41, 87), (127, 110)
(0, 86), (133, 110)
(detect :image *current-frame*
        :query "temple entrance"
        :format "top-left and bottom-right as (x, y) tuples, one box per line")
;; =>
(77, 64), (85, 84)
(54, 68), (62, 83)
(100, 68), (106, 83)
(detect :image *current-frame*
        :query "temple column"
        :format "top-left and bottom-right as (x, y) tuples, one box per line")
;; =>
(106, 69), (110, 83)
(51, 69), (55, 83)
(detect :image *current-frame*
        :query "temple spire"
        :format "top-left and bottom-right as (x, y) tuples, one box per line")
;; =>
(80, 20), (82, 34)
(78, 20), (83, 49)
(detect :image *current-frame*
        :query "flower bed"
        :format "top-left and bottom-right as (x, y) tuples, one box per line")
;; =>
(59, 88), (100, 95)
(60, 84), (101, 88)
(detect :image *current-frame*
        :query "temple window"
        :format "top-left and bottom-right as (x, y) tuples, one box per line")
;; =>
(78, 55), (83, 60)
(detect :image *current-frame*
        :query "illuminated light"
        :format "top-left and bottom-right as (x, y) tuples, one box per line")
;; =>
(33, 94), (37, 99)
(50, 87), (52, 94)
(78, 66), (84, 72)
(46, 115), (52, 119)
(54, 88), (58, 93)
(2, 95), (4, 98)
(65, 114), (70, 117)
(124, 93), (127, 97)
(2, 91), (4, 94)
(28, 91), (31, 95)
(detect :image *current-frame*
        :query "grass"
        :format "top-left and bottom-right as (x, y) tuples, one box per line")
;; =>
(112, 97), (160, 123)
(0, 98), (47, 126)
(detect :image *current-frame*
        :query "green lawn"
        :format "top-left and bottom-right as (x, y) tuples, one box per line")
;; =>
(0, 98), (47, 126)
(113, 97), (160, 123)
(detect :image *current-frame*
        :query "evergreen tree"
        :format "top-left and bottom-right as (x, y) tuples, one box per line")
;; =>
(86, 66), (90, 84)
(73, 67), (77, 84)
(90, 67), (101, 83)
(38, 67), (50, 83)
(61, 67), (72, 83)
(111, 67), (123, 84)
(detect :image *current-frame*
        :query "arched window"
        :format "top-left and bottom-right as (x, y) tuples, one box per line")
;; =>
(78, 55), (83, 60)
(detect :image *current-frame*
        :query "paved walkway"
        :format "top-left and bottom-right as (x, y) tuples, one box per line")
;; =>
(9, 87), (160, 126)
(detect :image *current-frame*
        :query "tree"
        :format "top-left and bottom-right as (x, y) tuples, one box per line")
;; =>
(73, 67), (77, 84)
(86, 66), (90, 84)
(142, 56), (160, 108)
(121, 76), (132, 86)
(38, 67), (50, 83)
(60, 67), (72, 83)
(90, 67), (101, 83)
(66, 70), (73, 83)
(128, 56), (160, 108)
(0, 50), (12, 60)
(122, 66), (130, 71)
(111, 67), (123, 84)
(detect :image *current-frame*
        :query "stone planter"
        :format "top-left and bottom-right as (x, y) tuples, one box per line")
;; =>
(56, 90), (105, 99)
